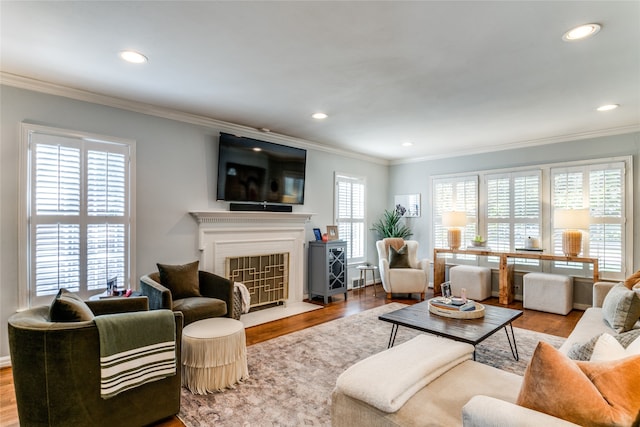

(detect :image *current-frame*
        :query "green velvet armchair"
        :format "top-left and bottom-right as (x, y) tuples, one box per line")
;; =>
(140, 270), (236, 325)
(8, 296), (183, 427)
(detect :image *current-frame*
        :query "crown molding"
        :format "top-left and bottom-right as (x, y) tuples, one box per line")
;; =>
(0, 72), (389, 166)
(3, 72), (636, 167)
(391, 124), (640, 165)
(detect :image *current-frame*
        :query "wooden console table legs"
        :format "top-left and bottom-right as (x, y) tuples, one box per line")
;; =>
(498, 255), (515, 304)
(433, 248), (599, 306)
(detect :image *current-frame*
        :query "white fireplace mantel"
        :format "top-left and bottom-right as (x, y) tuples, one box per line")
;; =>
(190, 210), (313, 225)
(189, 210), (314, 304)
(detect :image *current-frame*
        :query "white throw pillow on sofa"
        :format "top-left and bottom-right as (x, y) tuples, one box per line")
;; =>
(591, 333), (640, 361)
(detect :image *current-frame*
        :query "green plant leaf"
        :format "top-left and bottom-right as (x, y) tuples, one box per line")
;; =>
(370, 209), (413, 239)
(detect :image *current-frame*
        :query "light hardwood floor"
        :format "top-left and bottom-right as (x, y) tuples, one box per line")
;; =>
(0, 285), (583, 427)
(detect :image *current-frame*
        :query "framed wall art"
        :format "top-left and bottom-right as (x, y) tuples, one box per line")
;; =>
(326, 225), (339, 241)
(394, 193), (421, 217)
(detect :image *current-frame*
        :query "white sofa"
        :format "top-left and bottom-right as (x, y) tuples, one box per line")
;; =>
(331, 281), (638, 427)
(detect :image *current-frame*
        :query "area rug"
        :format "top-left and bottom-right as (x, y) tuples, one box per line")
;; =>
(178, 303), (565, 427)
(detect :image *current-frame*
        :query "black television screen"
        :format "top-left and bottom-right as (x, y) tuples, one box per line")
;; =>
(216, 133), (307, 205)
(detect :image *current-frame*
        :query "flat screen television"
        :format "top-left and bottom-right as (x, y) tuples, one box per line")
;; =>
(216, 132), (307, 205)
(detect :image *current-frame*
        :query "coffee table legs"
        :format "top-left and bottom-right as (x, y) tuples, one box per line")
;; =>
(387, 324), (399, 348)
(386, 322), (519, 361)
(503, 323), (519, 361)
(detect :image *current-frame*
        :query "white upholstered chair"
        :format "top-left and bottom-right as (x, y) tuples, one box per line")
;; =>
(376, 238), (430, 300)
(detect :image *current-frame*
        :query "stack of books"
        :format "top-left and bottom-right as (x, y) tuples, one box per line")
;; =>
(430, 297), (477, 312)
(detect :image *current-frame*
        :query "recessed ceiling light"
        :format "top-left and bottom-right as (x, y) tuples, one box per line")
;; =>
(119, 50), (148, 64)
(402, 141), (413, 147)
(312, 112), (328, 120)
(596, 104), (619, 112)
(562, 23), (601, 41)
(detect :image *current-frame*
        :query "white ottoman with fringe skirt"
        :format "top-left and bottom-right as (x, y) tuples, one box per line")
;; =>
(181, 317), (249, 394)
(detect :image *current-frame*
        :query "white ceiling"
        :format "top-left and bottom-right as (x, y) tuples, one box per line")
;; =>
(1, 1), (639, 161)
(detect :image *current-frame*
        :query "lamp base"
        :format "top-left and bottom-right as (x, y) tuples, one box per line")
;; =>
(448, 229), (461, 250)
(562, 230), (582, 257)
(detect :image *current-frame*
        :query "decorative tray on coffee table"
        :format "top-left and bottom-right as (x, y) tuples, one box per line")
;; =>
(428, 297), (485, 319)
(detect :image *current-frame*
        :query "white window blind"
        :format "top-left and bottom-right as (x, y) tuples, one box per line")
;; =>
(431, 158), (630, 280)
(551, 162), (625, 274)
(335, 173), (365, 263)
(486, 171), (541, 264)
(25, 125), (133, 306)
(432, 176), (478, 259)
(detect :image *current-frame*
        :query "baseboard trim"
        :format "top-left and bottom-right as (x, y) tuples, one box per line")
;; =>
(0, 356), (11, 369)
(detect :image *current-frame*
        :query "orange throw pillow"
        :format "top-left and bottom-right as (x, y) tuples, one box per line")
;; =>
(624, 269), (640, 290)
(517, 341), (640, 427)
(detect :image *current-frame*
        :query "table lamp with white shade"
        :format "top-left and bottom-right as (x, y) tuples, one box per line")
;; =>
(554, 208), (589, 256)
(442, 211), (467, 250)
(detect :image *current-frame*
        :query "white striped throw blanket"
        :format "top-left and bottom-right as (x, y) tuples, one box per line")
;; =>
(94, 309), (176, 399)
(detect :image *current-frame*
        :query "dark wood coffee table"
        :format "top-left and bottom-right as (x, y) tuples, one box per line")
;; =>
(379, 300), (523, 360)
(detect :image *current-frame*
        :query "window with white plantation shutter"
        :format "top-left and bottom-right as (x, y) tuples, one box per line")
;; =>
(335, 173), (365, 263)
(431, 157), (631, 281)
(551, 162), (625, 276)
(23, 124), (134, 307)
(432, 176), (478, 260)
(486, 171), (541, 265)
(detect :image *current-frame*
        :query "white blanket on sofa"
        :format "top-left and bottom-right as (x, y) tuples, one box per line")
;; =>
(335, 334), (474, 413)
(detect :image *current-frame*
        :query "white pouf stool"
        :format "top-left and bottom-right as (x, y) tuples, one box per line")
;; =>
(523, 273), (573, 315)
(182, 317), (249, 394)
(449, 265), (492, 301)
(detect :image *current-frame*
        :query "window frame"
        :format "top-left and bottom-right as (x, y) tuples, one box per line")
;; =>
(484, 170), (542, 266)
(550, 161), (627, 276)
(334, 172), (366, 264)
(430, 156), (633, 281)
(431, 175), (479, 262)
(18, 123), (136, 309)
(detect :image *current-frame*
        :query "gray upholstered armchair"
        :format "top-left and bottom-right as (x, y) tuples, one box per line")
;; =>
(140, 262), (235, 325)
(8, 296), (183, 427)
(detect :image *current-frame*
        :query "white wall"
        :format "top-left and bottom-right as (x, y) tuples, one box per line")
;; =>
(388, 132), (640, 304)
(0, 85), (389, 361)
(4, 83), (637, 362)
(388, 132), (640, 268)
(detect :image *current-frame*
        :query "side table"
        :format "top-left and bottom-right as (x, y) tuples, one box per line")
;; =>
(356, 265), (378, 296)
(181, 317), (249, 394)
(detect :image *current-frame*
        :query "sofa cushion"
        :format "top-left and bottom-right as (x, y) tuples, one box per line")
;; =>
(388, 244), (410, 268)
(590, 333), (640, 361)
(335, 335), (473, 413)
(601, 283), (640, 332)
(49, 288), (94, 322)
(558, 307), (613, 354)
(157, 260), (201, 299)
(173, 297), (227, 325)
(567, 328), (640, 361)
(517, 341), (640, 427)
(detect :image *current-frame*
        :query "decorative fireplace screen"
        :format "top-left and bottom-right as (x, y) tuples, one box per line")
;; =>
(225, 252), (289, 308)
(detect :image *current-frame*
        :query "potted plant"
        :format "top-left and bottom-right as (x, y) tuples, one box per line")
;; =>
(371, 207), (413, 239)
(471, 235), (486, 247)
